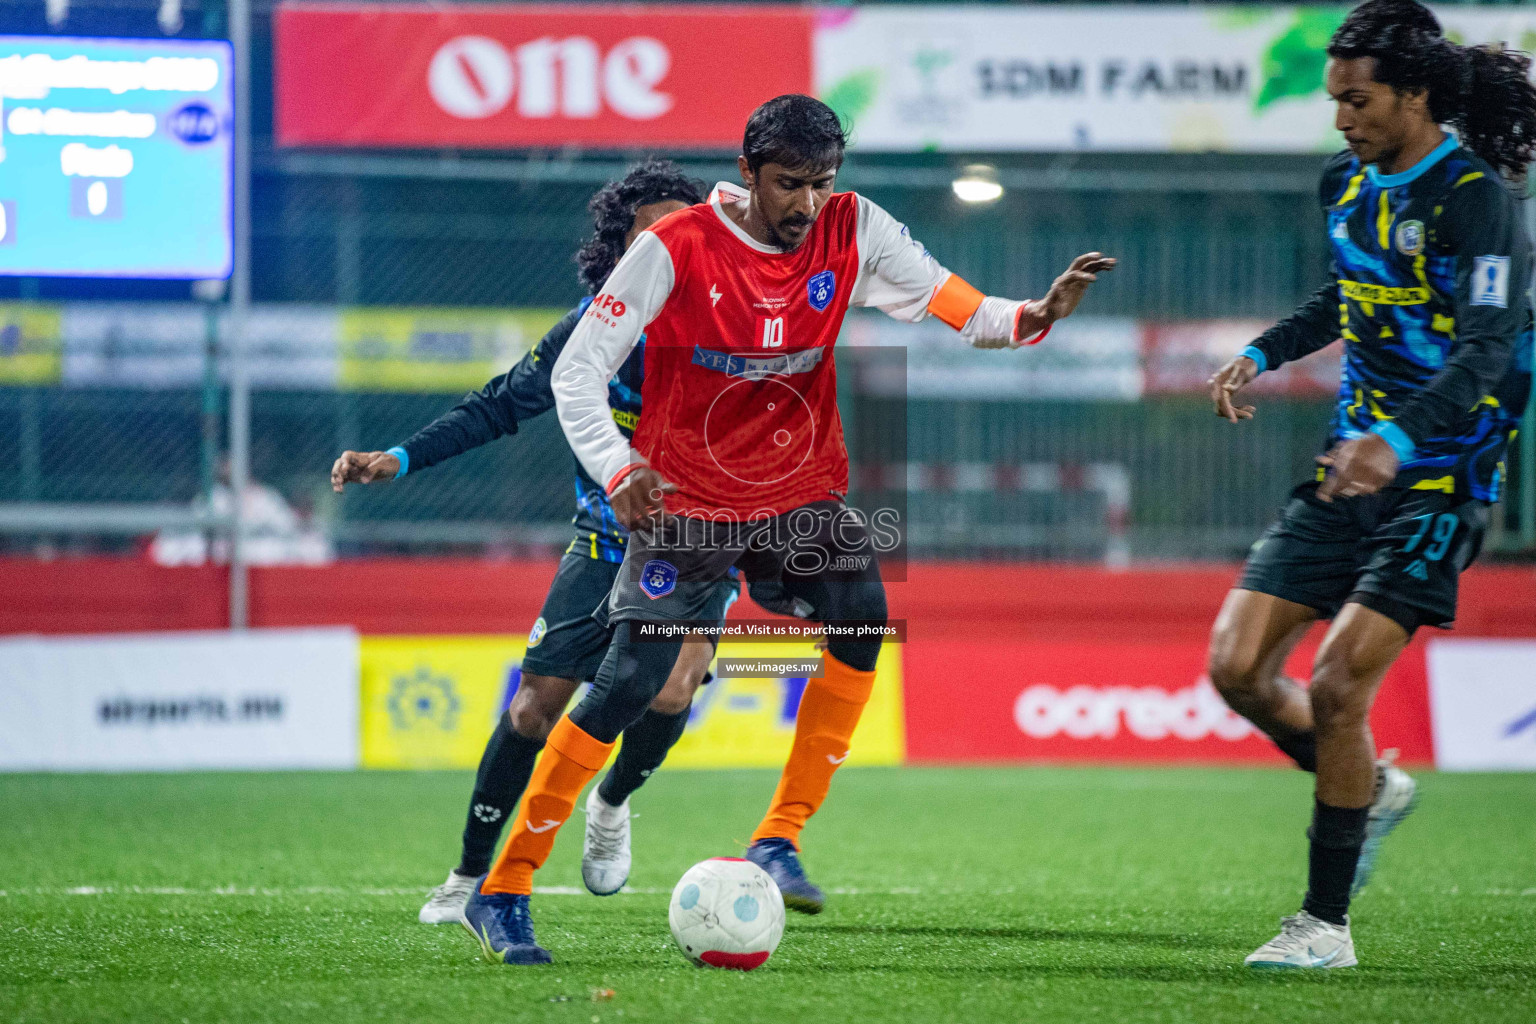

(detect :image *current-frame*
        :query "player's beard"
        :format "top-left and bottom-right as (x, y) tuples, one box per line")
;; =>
(767, 215), (813, 253)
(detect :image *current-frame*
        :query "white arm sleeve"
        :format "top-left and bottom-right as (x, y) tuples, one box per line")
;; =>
(849, 194), (949, 322)
(552, 230), (676, 490)
(849, 194), (1027, 349)
(962, 296), (1030, 349)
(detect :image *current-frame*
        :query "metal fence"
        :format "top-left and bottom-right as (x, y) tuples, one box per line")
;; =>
(3, 163), (1535, 571)
(247, 154), (1333, 320)
(2, 1), (1535, 632)
(8, 148), (1533, 572)
(5, 337), (1533, 566)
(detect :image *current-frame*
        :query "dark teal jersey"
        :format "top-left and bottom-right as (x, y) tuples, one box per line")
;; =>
(1248, 138), (1534, 502)
(398, 297), (642, 563)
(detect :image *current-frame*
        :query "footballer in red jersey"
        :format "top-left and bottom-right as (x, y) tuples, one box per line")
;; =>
(461, 94), (1115, 965)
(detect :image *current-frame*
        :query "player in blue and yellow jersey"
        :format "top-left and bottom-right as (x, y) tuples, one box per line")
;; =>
(331, 161), (739, 923)
(1204, 0), (1536, 969)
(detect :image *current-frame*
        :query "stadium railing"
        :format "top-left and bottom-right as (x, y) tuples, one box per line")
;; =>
(1, 0), (1533, 619)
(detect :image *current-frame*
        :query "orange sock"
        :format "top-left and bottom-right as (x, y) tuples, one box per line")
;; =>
(482, 716), (615, 895)
(750, 654), (876, 848)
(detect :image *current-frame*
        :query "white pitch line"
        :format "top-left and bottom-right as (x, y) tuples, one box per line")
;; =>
(0, 885), (927, 898)
(3, 885), (1532, 899)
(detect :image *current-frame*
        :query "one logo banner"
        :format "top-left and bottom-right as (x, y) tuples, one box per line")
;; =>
(276, 3), (813, 148)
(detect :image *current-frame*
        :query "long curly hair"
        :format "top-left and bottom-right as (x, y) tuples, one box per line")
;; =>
(576, 159), (704, 295)
(1328, 0), (1536, 180)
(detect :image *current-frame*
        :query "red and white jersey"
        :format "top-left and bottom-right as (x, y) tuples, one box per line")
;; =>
(553, 183), (1033, 519)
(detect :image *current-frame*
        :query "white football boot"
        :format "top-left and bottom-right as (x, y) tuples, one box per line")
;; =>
(418, 869), (477, 924)
(1353, 753), (1418, 897)
(1245, 911), (1358, 969)
(581, 787), (632, 896)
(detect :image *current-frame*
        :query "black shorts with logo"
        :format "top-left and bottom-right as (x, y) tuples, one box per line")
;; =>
(604, 500), (882, 626)
(1238, 481), (1488, 634)
(523, 549), (738, 680)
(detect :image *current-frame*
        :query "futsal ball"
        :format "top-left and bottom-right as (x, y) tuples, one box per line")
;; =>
(668, 857), (785, 970)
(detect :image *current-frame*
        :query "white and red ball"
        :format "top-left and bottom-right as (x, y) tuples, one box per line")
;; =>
(668, 857), (785, 970)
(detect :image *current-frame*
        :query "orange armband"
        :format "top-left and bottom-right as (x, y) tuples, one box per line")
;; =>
(927, 274), (986, 331)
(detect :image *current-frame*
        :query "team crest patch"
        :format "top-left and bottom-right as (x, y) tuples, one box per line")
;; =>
(639, 559), (678, 600)
(807, 270), (836, 312)
(527, 616), (547, 648)
(1395, 219), (1425, 256)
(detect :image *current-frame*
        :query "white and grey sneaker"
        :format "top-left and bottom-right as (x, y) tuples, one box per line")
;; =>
(1353, 753), (1418, 897)
(418, 869), (477, 924)
(1245, 911), (1358, 969)
(581, 787), (631, 896)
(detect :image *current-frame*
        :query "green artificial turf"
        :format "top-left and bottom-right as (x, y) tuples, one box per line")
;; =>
(1, 766), (1532, 1023)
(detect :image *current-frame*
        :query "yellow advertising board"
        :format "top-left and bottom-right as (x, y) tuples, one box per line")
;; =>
(338, 307), (566, 392)
(668, 641), (905, 769)
(360, 635), (526, 769)
(359, 635), (905, 771)
(0, 303), (63, 385)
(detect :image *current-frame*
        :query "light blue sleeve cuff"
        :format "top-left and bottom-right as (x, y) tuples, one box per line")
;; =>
(1369, 422), (1416, 462)
(1239, 345), (1268, 373)
(386, 446), (409, 479)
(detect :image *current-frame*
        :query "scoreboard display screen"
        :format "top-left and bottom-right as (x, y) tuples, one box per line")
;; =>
(0, 35), (232, 279)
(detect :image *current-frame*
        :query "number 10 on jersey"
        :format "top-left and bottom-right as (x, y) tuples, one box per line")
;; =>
(761, 317), (785, 348)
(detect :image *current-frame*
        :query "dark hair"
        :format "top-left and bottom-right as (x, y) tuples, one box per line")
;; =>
(742, 94), (850, 174)
(576, 159), (704, 294)
(1328, 0), (1536, 179)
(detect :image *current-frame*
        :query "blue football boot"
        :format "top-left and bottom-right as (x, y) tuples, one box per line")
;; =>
(746, 837), (825, 915)
(460, 878), (553, 965)
(1352, 756), (1419, 897)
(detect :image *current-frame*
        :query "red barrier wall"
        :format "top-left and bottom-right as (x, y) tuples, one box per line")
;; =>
(7, 558), (1530, 638)
(5, 558), (1532, 766)
(900, 633), (1434, 765)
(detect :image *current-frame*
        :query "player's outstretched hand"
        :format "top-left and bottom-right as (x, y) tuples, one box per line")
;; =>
(1316, 434), (1398, 502)
(609, 466), (677, 531)
(330, 450), (401, 493)
(1027, 252), (1117, 325)
(1207, 355), (1259, 424)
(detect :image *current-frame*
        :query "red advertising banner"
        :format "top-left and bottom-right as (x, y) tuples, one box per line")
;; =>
(1141, 321), (1341, 397)
(6, 558), (1529, 769)
(903, 636), (1434, 765)
(274, 3), (813, 148)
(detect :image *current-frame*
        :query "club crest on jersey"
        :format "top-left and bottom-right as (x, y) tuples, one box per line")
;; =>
(807, 270), (836, 312)
(1395, 220), (1425, 256)
(639, 559), (678, 599)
